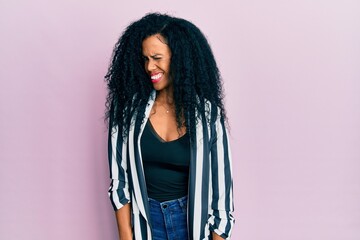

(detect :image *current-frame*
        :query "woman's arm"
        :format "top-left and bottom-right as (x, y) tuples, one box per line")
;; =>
(115, 203), (133, 240)
(108, 105), (133, 239)
(212, 231), (225, 240)
(208, 107), (235, 239)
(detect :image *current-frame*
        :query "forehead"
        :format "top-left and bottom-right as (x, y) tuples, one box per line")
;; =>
(142, 34), (170, 55)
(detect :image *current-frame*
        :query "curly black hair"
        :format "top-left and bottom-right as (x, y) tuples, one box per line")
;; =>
(105, 12), (227, 141)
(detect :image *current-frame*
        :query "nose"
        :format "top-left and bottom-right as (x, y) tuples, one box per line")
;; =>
(145, 59), (156, 72)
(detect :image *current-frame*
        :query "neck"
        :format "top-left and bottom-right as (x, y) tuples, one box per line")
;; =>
(156, 87), (174, 105)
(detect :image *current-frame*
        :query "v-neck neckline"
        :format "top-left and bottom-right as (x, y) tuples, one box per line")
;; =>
(147, 120), (187, 143)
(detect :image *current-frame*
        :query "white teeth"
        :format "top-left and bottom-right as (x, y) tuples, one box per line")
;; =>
(151, 73), (162, 80)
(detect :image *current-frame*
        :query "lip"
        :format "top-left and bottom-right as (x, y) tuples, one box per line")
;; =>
(150, 72), (163, 83)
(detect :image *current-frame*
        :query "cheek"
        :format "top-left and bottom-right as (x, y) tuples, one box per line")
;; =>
(164, 61), (171, 73)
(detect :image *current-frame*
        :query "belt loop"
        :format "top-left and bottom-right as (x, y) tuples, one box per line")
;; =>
(178, 198), (184, 208)
(178, 196), (187, 209)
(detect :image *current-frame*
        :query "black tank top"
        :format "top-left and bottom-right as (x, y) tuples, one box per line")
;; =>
(141, 120), (190, 202)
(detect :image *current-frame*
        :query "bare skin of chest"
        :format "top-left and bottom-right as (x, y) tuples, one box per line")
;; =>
(149, 105), (186, 142)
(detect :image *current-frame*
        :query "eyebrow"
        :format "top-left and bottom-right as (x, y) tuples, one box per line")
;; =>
(143, 54), (163, 58)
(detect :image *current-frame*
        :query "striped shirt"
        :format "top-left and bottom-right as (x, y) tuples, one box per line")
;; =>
(108, 91), (234, 239)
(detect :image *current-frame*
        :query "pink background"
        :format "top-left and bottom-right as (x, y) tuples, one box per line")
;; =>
(1, 0), (359, 239)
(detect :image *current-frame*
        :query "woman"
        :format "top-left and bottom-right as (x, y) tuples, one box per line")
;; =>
(105, 13), (234, 240)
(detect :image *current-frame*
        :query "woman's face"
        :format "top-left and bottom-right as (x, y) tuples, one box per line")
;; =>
(142, 34), (172, 91)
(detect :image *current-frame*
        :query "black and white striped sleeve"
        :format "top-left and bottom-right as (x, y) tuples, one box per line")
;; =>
(107, 112), (131, 211)
(208, 109), (235, 239)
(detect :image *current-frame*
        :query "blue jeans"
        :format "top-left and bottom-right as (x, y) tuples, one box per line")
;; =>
(148, 196), (189, 240)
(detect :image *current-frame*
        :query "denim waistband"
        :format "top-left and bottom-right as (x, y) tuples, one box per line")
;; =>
(148, 195), (188, 208)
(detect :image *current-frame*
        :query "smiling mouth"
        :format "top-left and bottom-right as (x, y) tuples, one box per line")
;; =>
(151, 73), (163, 83)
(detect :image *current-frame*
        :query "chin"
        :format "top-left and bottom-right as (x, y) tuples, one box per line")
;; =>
(152, 81), (171, 92)
(153, 85), (166, 91)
